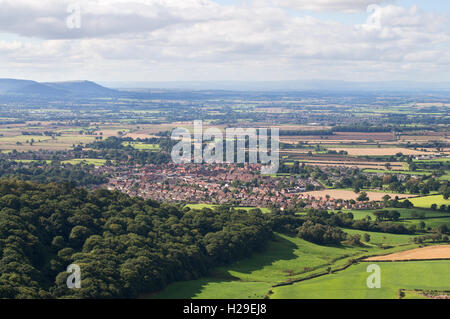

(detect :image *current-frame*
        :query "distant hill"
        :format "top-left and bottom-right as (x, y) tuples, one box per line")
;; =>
(43, 81), (117, 96)
(0, 79), (117, 97)
(0, 79), (39, 94)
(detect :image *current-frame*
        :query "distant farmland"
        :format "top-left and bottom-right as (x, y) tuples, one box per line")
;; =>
(271, 260), (450, 299)
(327, 147), (430, 156)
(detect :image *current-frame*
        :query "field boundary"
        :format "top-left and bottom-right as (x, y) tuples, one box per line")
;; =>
(271, 254), (375, 289)
(361, 258), (450, 262)
(269, 243), (436, 295)
(362, 244), (450, 262)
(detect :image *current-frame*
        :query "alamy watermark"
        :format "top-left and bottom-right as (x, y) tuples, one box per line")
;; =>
(366, 264), (381, 289)
(366, 4), (382, 27)
(171, 121), (279, 174)
(66, 2), (82, 29)
(67, 264), (81, 289)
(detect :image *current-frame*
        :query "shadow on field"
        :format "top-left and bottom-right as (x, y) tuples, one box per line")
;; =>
(222, 233), (298, 275)
(148, 233), (298, 299)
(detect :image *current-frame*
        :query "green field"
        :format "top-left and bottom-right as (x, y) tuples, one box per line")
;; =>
(271, 260), (450, 299)
(185, 204), (271, 214)
(395, 217), (450, 230)
(185, 203), (217, 210)
(340, 208), (449, 221)
(0, 135), (52, 143)
(439, 171), (450, 181)
(61, 158), (108, 166)
(151, 233), (419, 299)
(343, 228), (416, 246)
(13, 159), (52, 164)
(122, 142), (160, 150)
(339, 208), (450, 231)
(406, 195), (450, 209)
(364, 169), (431, 176)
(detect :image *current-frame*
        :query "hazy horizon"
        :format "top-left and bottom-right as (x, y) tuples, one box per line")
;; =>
(2, 77), (450, 92)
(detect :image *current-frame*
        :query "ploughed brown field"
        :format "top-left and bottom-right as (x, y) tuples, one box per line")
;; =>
(364, 245), (450, 261)
(300, 189), (415, 201)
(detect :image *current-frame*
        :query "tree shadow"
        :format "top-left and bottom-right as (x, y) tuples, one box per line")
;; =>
(148, 234), (298, 299)
(222, 233), (298, 275)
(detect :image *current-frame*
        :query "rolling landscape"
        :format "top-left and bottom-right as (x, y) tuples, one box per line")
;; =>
(0, 0), (449, 310)
(0, 78), (449, 300)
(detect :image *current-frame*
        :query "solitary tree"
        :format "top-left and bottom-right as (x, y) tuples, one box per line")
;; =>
(357, 192), (369, 202)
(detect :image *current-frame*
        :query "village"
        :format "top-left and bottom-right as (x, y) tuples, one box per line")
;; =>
(103, 163), (382, 211)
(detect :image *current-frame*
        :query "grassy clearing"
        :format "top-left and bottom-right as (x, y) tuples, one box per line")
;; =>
(122, 142), (160, 150)
(343, 228), (416, 246)
(395, 217), (450, 230)
(401, 290), (429, 299)
(0, 134), (97, 151)
(340, 208), (448, 221)
(185, 203), (217, 210)
(0, 135), (53, 143)
(234, 207), (272, 214)
(61, 158), (108, 166)
(340, 208), (450, 230)
(185, 204), (271, 214)
(406, 195), (450, 209)
(364, 169), (431, 176)
(327, 147), (427, 156)
(13, 159), (52, 164)
(150, 279), (272, 299)
(439, 171), (450, 181)
(271, 260), (450, 299)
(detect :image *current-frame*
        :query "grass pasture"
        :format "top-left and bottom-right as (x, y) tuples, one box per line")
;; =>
(341, 208), (450, 231)
(363, 169), (431, 176)
(13, 159), (52, 164)
(271, 260), (450, 299)
(185, 204), (271, 214)
(396, 217), (450, 230)
(0, 122), (101, 151)
(343, 228), (416, 246)
(61, 158), (108, 166)
(341, 208), (448, 221)
(406, 195), (450, 209)
(122, 142), (160, 150)
(438, 171), (450, 181)
(150, 232), (420, 299)
(327, 147), (428, 156)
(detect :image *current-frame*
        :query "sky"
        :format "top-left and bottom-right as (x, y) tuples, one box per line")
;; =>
(0, 0), (449, 83)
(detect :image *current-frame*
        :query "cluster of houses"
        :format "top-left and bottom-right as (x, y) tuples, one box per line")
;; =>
(104, 163), (380, 210)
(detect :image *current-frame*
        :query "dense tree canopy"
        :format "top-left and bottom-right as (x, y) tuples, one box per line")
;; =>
(0, 179), (271, 298)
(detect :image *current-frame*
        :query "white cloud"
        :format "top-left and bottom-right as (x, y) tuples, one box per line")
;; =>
(0, 1), (448, 82)
(0, 0), (221, 39)
(267, 0), (394, 13)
